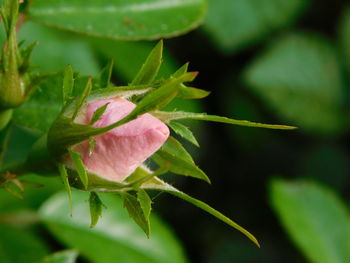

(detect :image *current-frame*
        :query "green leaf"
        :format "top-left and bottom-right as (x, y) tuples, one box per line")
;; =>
(270, 179), (350, 263)
(99, 59), (114, 89)
(131, 40), (163, 85)
(168, 121), (199, 147)
(244, 33), (344, 135)
(19, 22), (99, 75)
(13, 73), (64, 133)
(137, 189), (152, 221)
(0, 223), (49, 263)
(153, 111), (296, 130)
(153, 150), (210, 183)
(89, 102), (109, 125)
(142, 179), (260, 247)
(204, 0), (308, 53)
(123, 192), (150, 237)
(40, 250), (78, 263)
(177, 86), (210, 99)
(68, 150), (88, 189)
(27, 0), (207, 40)
(89, 192), (103, 228)
(72, 77), (92, 120)
(39, 191), (187, 263)
(161, 136), (194, 163)
(58, 163), (72, 213)
(62, 65), (74, 103)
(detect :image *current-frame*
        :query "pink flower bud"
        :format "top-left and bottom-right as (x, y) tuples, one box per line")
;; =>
(71, 97), (169, 182)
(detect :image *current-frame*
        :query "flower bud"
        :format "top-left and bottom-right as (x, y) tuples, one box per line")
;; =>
(64, 97), (170, 182)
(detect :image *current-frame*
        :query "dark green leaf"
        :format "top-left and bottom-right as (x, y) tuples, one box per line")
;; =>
(244, 33), (344, 134)
(204, 0), (308, 53)
(270, 179), (350, 263)
(39, 191), (187, 263)
(0, 223), (49, 263)
(131, 40), (163, 85)
(27, 0), (207, 40)
(168, 121), (199, 147)
(123, 192), (150, 237)
(89, 192), (103, 228)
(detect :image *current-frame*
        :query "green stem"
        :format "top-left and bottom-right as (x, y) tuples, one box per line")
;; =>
(0, 109), (12, 131)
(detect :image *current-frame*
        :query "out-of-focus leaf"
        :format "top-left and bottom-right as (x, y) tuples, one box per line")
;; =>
(204, 0), (308, 53)
(244, 33), (345, 135)
(27, 0), (207, 40)
(40, 250), (78, 263)
(0, 223), (49, 263)
(270, 179), (350, 263)
(13, 73), (63, 133)
(19, 22), (99, 75)
(39, 191), (187, 263)
(339, 6), (350, 74)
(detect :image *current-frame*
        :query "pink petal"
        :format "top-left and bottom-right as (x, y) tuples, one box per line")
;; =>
(72, 97), (169, 182)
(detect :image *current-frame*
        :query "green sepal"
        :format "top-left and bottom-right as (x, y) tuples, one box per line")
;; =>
(139, 172), (260, 247)
(131, 40), (163, 85)
(62, 65), (74, 104)
(71, 77), (92, 120)
(89, 191), (104, 228)
(58, 163), (72, 214)
(89, 103), (109, 125)
(122, 192), (151, 237)
(162, 136), (194, 163)
(89, 137), (96, 156)
(19, 41), (38, 73)
(153, 149), (210, 183)
(137, 189), (152, 232)
(168, 121), (199, 147)
(173, 63), (189, 77)
(153, 111), (297, 130)
(177, 86), (211, 99)
(68, 149), (88, 189)
(99, 58), (114, 89)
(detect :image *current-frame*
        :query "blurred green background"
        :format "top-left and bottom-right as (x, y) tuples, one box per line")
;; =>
(1, 0), (350, 262)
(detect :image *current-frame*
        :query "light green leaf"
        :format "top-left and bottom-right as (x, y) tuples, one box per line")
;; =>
(58, 163), (72, 213)
(0, 223), (49, 263)
(168, 121), (199, 147)
(153, 111), (296, 130)
(244, 33), (344, 134)
(137, 189), (152, 221)
(19, 22), (99, 75)
(99, 59), (114, 89)
(89, 103), (109, 125)
(123, 192), (150, 237)
(89, 192), (103, 228)
(204, 0), (308, 53)
(161, 136), (194, 163)
(27, 0), (207, 40)
(153, 150), (210, 183)
(132, 40), (163, 85)
(40, 250), (78, 263)
(68, 150), (88, 189)
(270, 179), (350, 263)
(62, 65), (74, 104)
(39, 191), (187, 263)
(142, 179), (259, 247)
